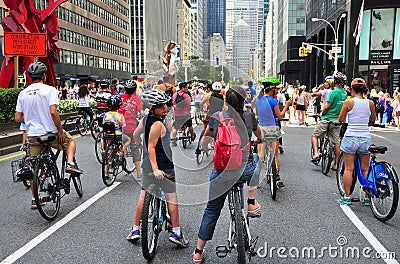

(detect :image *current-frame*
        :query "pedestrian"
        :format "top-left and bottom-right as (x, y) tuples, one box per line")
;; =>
(78, 84), (95, 123)
(192, 86), (263, 263)
(338, 78), (376, 205)
(382, 93), (393, 125)
(296, 85), (308, 125)
(369, 89), (381, 124)
(392, 94), (400, 128)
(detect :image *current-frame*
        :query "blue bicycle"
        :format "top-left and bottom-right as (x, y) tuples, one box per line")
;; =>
(336, 144), (399, 222)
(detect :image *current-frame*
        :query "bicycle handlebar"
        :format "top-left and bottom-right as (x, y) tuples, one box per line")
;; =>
(62, 115), (84, 127)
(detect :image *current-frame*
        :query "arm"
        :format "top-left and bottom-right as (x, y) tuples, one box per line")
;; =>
(321, 102), (331, 117)
(274, 99), (292, 120)
(253, 124), (262, 139)
(369, 100), (376, 123)
(147, 121), (164, 179)
(50, 105), (65, 144)
(133, 118), (143, 144)
(200, 125), (213, 150)
(200, 93), (210, 108)
(338, 100), (349, 123)
(15, 111), (24, 123)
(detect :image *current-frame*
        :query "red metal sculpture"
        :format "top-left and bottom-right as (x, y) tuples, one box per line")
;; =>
(0, 0), (67, 88)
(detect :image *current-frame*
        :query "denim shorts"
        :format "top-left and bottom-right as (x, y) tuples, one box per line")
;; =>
(340, 136), (371, 154)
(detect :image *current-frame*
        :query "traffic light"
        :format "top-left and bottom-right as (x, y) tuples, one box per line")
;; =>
(183, 52), (189, 60)
(299, 47), (308, 57)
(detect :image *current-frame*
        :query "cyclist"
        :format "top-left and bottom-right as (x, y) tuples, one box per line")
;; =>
(255, 76), (292, 188)
(311, 76), (334, 107)
(311, 72), (348, 171)
(170, 82), (195, 146)
(192, 86), (262, 263)
(95, 81), (112, 129)
(192, 83), (205, 121)
(127, 89), (188, 248)
(15, 61), (83, 209)
(77, 84), (95, 123)
(194, 82), (225, 155)
(118, 80), (145, 179)
(338, 78), (376, 205)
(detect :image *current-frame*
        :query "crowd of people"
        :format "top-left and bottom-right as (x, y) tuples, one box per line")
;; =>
(14, 61), (400, 263)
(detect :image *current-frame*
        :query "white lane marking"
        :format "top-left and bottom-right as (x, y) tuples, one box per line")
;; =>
(0, 182), (121, 264)
(340, 204), (398, 264)
(371, 133), (385, 139)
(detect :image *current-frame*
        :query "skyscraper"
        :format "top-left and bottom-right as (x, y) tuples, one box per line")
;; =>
(207, 0), (226, 41)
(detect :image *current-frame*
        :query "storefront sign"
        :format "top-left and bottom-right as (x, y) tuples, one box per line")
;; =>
(370, 60), (391, 65)
(370, 50), (392, 60)
(4, 33), (47, 56)
(393, 68), (400, 89)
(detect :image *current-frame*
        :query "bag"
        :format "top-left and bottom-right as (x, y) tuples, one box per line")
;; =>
(175, 92), (185, 105)
(213, 112), (250, 171)
(120, 95), (138, 134)
(375, 99), (382, 111)
(165, 86), (173, 107)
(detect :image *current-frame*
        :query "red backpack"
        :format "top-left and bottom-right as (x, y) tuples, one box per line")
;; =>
(213, 112), (250, 171)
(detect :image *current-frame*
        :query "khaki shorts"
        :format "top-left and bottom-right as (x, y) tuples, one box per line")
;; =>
(312, 120), (341, 144)
(27, 130), (73, 157)
(260, 126), (281, 140)
(125, 134), (141, 163)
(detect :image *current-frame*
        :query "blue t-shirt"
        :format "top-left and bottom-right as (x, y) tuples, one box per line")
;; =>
(244, 87), (257, 104)
(255, 96), (279, 126)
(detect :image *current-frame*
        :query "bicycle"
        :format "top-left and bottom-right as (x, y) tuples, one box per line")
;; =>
(177, 124), (193, 149)
(259, 136), (278, 200)
(31, 116), (83, 221)
(336, 125), (399, 222)
(195, 119), (213, 165)
(101, 122), (135, 186)
(75, 111), (91, 137)
(90, 109), (105, 141)
(311, 120), (342, 175)
(194, 103), (203, 125)
(215, 179), (259, 264)
(141, 184), (172, 261)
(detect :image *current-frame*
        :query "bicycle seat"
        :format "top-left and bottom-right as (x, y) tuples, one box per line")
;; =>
(233, 179), (246, 188)
(368, 145), (387, 154)
(103, 122), (116, 134)
(37, 133), (56, 144)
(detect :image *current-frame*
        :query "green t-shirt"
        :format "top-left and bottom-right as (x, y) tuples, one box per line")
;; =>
(321, 88), (347, 121)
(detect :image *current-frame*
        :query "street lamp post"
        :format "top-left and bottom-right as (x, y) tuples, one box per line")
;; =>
(311, 13), (346, 74)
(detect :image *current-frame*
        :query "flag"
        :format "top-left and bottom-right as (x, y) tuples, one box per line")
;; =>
(353, 0), (364, 46)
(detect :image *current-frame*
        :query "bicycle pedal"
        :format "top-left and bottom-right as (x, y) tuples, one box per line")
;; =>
(216, 245), (229, 258)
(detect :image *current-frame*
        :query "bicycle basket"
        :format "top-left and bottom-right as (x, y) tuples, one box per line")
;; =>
(11, 157), (33, 182)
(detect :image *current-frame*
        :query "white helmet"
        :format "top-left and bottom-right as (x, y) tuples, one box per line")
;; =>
(212, 82), (222, 92)
(140, 89), (170, 109)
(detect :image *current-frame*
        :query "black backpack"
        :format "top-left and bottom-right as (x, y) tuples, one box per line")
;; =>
(165, 86), (173, 107)
(175, 92), (185, 105)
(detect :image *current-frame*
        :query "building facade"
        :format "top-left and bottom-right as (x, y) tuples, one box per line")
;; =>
(190, 0), (205, 58)
(233, 16), (251, 81)
(207, 0), (226, 41)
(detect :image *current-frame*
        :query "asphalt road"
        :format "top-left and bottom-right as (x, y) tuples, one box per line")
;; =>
(0, 124), (399, 264)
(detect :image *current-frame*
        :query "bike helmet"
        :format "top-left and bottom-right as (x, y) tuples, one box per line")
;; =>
(124, 80), (137, 93)
(351, 78), (367, 88)
(107, 95), (122, 110)
(15, 166), (34, 181)
(140, 89), (170, 109)
(27, 62), (47, 79)
(334, 72), (347, 85)
(99, 81), (110, 90)
(212, 82), (222, 92)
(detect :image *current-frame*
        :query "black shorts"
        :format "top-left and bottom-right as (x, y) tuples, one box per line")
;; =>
(297, 104), (306, 111)
(173, 115), (192, 130)
(141, 169), (176, 194)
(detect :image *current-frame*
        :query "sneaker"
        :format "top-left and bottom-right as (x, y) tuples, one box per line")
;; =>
(126, 229), (140, 242)
(169, 232), (189, 248)
(363, 198), (371, 206)
(278, 145), (285, 154)
(65, 163), (84, 174)
(31, 199), (45, 209)
(277, 180), (285, 188)
(193, 249), (206, 263)
(340, 196), (352, 205)
(171, 142), (177, 147)
(247, 203), (261, 218)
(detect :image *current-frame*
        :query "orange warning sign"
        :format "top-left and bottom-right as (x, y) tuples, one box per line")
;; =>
(4, 33), (47, 56)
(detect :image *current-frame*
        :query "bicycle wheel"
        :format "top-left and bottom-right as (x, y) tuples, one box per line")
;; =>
(123, 144), (135, 174)
(62, 155), (83, 198)
(102, 145), (117, 186)
(90, 119), (100, 140)
(33, 159), (60, 221)
(336, 153), (357, 197)
(196, 149), (204, 164)
(370, 162), (399, 222)
(269, 156), (278, 200)
(321, 139), (333, 175)
(182, 132), (187, 149)
(76, 117), (88, 136)
(141, 191), (160, 261)
(94, 132), (103, 164)
(233, 191), (247, 264)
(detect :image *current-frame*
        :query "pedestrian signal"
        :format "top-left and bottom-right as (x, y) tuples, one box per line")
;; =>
(184, 52), (189, 60)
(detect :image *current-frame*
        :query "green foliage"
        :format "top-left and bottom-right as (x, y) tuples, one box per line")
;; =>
(0, 88), (22, 122)
(176, 59), (230, 83)
(57, 99), (79, 114)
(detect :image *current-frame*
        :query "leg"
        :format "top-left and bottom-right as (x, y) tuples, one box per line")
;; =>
(333, 143), (341, 170)
(342, 152), (355, 197)
(134, 190), (147, 226)
(311, 135), (319, 159)
(359, 153), (371, 179)
(165, 192), (180, 228)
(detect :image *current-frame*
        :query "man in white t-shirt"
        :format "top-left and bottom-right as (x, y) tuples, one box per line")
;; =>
(15, 62), (83, 209)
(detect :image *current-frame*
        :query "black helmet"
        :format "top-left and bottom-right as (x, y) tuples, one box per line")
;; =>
(124, 80), (137, 94)
(27, 62), (47, 79)
(107, 95), (122, 110)
(16, 166), (34, 181)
